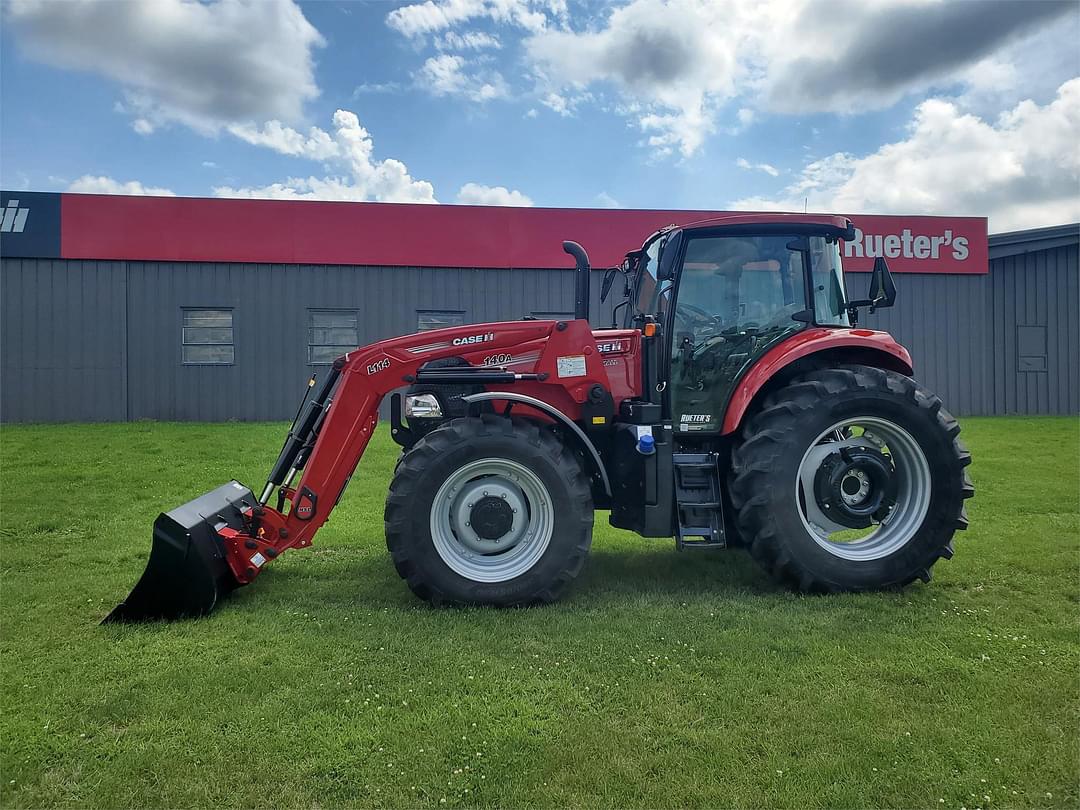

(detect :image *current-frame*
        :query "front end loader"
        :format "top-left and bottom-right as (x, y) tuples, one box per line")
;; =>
(106, 213), (973, 622)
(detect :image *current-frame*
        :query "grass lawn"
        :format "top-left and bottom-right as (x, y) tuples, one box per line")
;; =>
(1, 416), (1077, 809)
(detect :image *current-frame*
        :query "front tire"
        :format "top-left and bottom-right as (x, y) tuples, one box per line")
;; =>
(384, 414), (593, 606)
(730, 365), (973, 592)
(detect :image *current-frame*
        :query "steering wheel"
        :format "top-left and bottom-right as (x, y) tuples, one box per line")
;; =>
(675, 302), (724, 332)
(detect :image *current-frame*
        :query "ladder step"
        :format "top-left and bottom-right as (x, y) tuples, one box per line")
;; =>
(673, 451), (726, 550)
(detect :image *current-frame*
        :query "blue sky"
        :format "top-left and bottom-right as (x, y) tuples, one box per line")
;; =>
(2, 0), (1078, 230)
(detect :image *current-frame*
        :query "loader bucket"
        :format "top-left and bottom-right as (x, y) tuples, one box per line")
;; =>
(103, 481), (256, 623)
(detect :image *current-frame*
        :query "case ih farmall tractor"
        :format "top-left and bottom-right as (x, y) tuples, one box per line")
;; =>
(107, 214), (973, 621)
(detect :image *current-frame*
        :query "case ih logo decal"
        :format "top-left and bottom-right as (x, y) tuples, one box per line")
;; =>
(366, 357), (391, 375)
(0, 199), (29, 233)
(452, 332), (495, 346)
(596, 340), (629, 354)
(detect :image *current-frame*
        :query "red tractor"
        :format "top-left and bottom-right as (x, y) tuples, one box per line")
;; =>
(106, 213), (973, 621)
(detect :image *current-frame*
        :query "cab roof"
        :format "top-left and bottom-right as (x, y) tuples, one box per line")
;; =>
(680, 213), (854, 235)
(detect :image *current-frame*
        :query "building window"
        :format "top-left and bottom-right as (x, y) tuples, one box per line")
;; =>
(1017, 325), (1048, 372)
(182, 308), (234, 364)
(308, 309), (359, 364)
(417, 310), (465, 331)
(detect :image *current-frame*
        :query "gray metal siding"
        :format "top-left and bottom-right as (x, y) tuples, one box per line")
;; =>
(123, 262), (614, 421)
(865, 243), (1078, 415)
(0, 258), (127, 421)
(866, 272), (992, 417)
(985, 243), (1079, 415)
(2, 247), (1076, 422)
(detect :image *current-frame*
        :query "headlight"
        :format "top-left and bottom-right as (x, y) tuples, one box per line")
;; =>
(405, 393), (443, 418)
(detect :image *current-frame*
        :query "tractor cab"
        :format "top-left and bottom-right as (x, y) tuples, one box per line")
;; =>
(615, 215), (890, 435)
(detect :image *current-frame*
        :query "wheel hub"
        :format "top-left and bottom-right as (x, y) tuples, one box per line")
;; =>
(431, 458), (555, 583)
(449, 476), (528, 555)
(470, 496), (514, 540)
(813, 446), (897, 528)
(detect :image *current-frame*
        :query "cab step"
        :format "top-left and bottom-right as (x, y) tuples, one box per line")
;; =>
(673, 452), (726, 550)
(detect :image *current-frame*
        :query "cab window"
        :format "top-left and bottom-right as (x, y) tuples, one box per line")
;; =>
(809, 237), (850, 326)
(631, 233), (672, 323)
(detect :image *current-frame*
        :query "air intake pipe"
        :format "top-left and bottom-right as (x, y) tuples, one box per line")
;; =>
(563, 240), (591, 322)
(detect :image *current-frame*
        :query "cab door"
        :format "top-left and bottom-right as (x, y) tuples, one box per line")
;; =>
(667, 233), (809, 435)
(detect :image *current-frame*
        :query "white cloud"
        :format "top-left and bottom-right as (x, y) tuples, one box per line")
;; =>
(386, 0), (562, 39)
(6, 0), (323, 133)
(732, 78), (1080, 232)
(736, 158), (779, 177)
(415, 54), (507, 102)
(132, 118), (155, 136)
(227, 120), (338, 160)
(522, 0), (1077, 158)
(352, 81), (404, 96)
(215, 110), (437, 203)
(524, 0), (755, 157)
(68, 175), (176, 196)
(595, 191), (622, 208)
(435, 30), (501, 50)
(202, 161), (219, 169)
(538, 90), (592, 117)
(456, 182), (534, 206)
(759, 0), (1076, 115)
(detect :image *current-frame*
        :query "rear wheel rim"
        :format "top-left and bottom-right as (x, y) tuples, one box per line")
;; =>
(795, 416), (931, 561)
(430, 458), (554, 582)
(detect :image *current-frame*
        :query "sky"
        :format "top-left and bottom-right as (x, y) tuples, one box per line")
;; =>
(1, 0), (1078, 232)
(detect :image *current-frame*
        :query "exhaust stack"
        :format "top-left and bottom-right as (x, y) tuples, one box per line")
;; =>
(563, 241), (591, 322)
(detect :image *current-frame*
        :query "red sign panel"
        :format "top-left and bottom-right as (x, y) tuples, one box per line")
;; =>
(844, 214), (987, 273)
(54, 193), (987, 274)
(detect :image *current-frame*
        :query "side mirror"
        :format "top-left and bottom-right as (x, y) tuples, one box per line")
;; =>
(846, 256), (896, 324)
(866, 256), (896, 310)
(600, 267), (619, 302)
(656, 229), (683, 281)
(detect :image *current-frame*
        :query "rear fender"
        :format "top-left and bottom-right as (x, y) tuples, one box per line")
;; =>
(721, 328), (914, 435)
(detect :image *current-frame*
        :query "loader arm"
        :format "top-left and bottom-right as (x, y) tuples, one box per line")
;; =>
(217, 318), (612, 586)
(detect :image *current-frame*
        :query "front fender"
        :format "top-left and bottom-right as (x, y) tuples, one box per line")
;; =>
(461, 392), (612, 497)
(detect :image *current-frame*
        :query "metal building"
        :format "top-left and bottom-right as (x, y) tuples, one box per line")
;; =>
(0, 191), (1076, 422)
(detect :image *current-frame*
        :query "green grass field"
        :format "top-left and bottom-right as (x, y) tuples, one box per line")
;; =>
(1, 417), (1077, 809)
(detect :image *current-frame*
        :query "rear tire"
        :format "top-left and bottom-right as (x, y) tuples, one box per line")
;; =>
(730, 365), (973, 592)
(384, 414), (593, 606)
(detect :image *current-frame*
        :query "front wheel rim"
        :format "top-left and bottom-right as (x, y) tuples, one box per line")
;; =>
(795, 416), (932, 561)
(430, 458), (554, 583)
